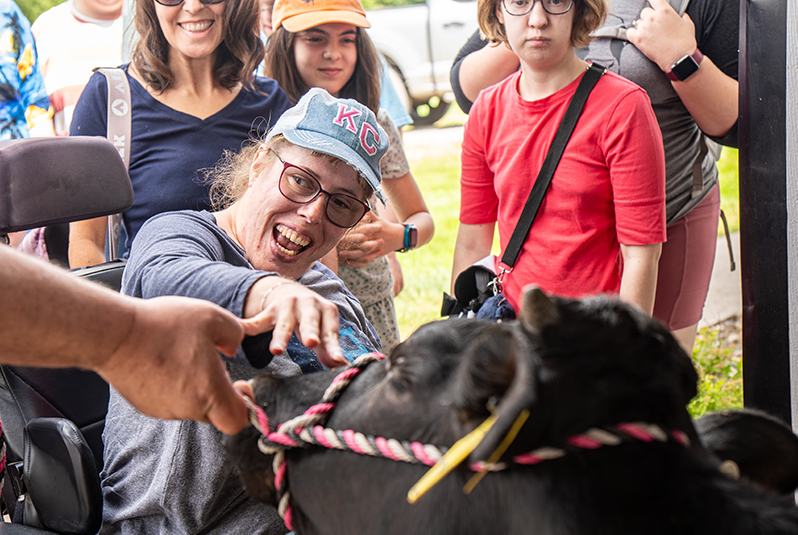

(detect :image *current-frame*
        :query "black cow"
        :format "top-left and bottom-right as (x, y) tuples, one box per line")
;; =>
(696, 409), (798, 495)
(227, 288), (798, 535)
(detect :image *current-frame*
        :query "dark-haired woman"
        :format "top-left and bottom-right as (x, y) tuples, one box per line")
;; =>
(68, 0), (290, 268)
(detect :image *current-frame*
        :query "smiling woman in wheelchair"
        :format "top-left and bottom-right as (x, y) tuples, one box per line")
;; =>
(100, 89), (387, 534)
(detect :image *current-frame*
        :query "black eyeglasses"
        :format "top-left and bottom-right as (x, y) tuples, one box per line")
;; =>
(272, 150), (370, 229)
(502, 0), (573, 16)
(155, 0), (224, 7)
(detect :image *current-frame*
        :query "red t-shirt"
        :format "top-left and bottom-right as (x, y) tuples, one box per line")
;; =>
(461, 69), (666, 311)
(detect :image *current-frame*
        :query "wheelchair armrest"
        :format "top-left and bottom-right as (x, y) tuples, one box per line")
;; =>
(23, 418), (102, 534)
(70, 259), (127, 292)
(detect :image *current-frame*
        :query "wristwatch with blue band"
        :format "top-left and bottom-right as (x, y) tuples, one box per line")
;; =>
(398, 223), (418, 253)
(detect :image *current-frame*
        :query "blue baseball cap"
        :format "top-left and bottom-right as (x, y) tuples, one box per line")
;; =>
(266, 88), (388, 203)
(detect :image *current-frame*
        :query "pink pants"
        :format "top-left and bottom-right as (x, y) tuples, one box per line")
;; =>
(652, 185), (722, 330)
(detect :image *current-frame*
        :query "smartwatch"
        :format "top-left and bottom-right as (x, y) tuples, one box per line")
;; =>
(398, 223), (418, 253)
(666, 48), (703, 82)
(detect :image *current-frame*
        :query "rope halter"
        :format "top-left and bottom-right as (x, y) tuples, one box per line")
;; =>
(244, 352), (385, 530)
(243, 352), (692, 530)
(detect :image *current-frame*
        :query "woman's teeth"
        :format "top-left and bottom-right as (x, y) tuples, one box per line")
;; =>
(180, 21), (212, 32)
(276, 224), (310, 256)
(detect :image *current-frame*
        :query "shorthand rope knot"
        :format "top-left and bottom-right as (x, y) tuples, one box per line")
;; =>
(244, 351), (386, 531)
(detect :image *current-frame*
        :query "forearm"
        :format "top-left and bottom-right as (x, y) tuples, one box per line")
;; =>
(0, 247), (136, 369)
(382, 213), (434, 253)
(626, 8), (738, 138)
(618, 243), (662, 315)
(451, 222), (494, 293)
(242, 275), (299, 319)
(381, 173), (434, 250)
(69, 217), (108, 268)
(459, 42), (520, 104)
(670, 56), (738, 137)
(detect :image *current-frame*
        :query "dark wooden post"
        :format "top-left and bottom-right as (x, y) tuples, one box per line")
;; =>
(738, 0), (794, 425)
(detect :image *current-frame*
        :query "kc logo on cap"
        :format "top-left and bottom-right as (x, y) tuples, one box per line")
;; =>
(333, 104), (380, 156)
(266, 88), (389, 203)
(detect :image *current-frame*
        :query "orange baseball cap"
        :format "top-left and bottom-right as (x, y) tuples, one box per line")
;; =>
(272, 0), (371, 32)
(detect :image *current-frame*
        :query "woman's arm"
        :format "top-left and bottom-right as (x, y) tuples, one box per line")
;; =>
(336, 172), (434, 268)
(627, 0), (737, 137)
(451, 222), (495, 294)
(68, 72), (113, 268)
(619, 243), (662, 315)
(69, 217), (108, 268)
(458, 42), (520, 106)
(242, 275), (348, 368)
(0, 246), (249, 434)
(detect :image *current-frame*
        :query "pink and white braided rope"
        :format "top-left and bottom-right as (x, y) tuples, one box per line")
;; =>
(244, 351), (386, 530)
(244, 353), (692, 529)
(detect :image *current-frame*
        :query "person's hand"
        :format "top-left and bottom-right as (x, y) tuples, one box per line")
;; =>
(97, 296), (250, 435)
(233, 380), (255, 401)
(337, 212), (399, 268)
(626, 0), (697, 73)
(242, 282), (348, 368)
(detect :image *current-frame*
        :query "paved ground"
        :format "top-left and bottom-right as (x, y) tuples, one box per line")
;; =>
(700, 231), (741, 327)
(402, 125), (742, 328)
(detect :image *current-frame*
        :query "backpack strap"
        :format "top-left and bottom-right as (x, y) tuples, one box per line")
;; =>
(589, 0), (690, 40)
(94, 68), (131, 261)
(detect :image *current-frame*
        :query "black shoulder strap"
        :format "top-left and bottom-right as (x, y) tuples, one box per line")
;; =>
(500, 63), (606, 271)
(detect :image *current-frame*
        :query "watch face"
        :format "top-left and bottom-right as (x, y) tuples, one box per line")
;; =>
(671, 54), (700, 81)
(408, 226), (418, 249)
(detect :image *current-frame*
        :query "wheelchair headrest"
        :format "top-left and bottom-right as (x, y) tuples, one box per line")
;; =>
(0, 137), (133, 234)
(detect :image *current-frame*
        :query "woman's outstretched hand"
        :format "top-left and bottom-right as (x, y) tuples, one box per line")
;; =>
(242, 279), (348, 369)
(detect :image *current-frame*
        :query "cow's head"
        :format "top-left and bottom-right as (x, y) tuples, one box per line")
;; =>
(226, 287), (699, 518)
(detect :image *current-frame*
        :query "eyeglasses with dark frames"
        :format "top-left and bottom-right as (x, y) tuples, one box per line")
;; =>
(154, 0), (224, 7)
(271, 150), (370, 229)
(502, 0), (573, 16)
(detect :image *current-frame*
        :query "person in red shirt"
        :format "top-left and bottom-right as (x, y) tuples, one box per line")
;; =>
(451, 0), (666, 315)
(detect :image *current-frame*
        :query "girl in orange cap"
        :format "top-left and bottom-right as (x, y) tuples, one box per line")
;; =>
(264, 0), (435, 353)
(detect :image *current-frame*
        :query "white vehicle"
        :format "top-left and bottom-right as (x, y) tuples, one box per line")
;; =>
(366, 0), (478, 126)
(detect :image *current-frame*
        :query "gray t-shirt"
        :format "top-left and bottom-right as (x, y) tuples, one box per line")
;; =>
(100, 210), (380, 534)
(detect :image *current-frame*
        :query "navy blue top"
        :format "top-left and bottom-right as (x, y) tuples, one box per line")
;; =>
(71, 66), (290, 250)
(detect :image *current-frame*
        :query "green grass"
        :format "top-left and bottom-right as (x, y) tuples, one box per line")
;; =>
(394, 154), (461, 336)
(717, 147), (740, 235)
(688, 320), (743, 417)
(396, 127), (742, 416)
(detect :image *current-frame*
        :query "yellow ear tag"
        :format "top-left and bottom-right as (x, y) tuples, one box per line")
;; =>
(463, 408), (530, 495)
(407, 413), (497, 504)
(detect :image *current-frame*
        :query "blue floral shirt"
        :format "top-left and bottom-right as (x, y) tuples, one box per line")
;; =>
(0, 0), (49, 140)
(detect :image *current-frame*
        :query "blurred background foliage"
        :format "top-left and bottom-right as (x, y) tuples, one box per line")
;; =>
(361, 0), (424, 10)
(16, 0), (61, 25)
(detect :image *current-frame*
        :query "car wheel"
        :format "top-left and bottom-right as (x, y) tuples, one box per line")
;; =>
(412, 96), (450, 127)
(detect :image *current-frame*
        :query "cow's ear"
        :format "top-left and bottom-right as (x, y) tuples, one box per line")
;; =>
(520, 285), (560, 335)
(456, 325), (537, 463)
